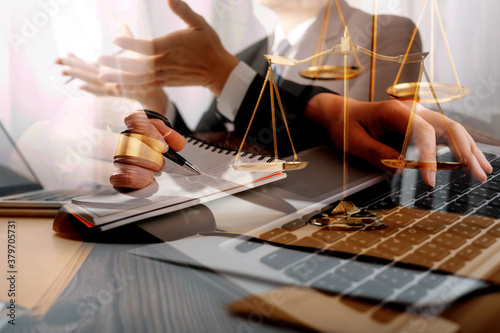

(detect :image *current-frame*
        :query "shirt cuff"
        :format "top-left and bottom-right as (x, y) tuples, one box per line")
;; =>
(217, 61), (257, 122)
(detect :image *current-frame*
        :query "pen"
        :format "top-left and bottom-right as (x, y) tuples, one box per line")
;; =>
(64, 49), (125, 84)
(142, 109), (201, 175)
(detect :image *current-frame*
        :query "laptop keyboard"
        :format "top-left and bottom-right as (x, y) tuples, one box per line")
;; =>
(232, 152), (500, 313)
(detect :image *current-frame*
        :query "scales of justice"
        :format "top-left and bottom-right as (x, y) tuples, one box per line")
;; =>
(231, 0), (470, 230)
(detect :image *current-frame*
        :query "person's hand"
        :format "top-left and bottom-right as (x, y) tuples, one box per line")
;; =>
(304, 93), (493, 187)
(110, 110), (186, 189)
(54, 24), (168, 113)
(97, 0), (239, 98)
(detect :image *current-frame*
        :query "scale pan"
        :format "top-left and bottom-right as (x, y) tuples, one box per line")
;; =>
(387, 82), (470, 103)
(230, 160), (308, 172)
(299, 65), (362, 80)
(381, 159), (466, 170)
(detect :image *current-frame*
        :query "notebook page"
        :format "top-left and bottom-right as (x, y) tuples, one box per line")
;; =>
(68, 138), (286, 224)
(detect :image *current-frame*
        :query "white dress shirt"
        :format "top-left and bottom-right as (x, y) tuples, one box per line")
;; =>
(216, 17), (318, 125)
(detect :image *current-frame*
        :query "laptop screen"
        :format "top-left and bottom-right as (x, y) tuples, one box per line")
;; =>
(0, 122), (43, 196)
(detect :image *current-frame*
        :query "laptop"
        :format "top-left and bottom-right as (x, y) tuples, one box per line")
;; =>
(130, 142), (500, 331)
(0, 121), (112, 216)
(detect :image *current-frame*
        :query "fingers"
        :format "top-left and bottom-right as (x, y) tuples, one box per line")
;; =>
(99, 69), (160, 85)
(349, 126), (402, 172)
(55, 53), (99, 73)
(123, 111), (186, 152)
(62, 68), (102, 85)
(113, 36), (156, 56)
(447, 124), (491, 182)
(117, 22), (133, 38)
(98, 54), (157, 73)
(411, 114), (438, 186)
(168, 0), (206, 30)
(466, 131), (493, 175)
(124, 111), (169, 151)
(110, 161), (156, 189)
(164, 127), (186, 152)
(416, 108), (492, 183)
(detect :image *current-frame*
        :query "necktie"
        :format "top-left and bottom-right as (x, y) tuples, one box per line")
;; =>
(272, 38), (291, 84)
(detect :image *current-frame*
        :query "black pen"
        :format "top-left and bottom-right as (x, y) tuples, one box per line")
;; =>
(142, 109), (201, 175)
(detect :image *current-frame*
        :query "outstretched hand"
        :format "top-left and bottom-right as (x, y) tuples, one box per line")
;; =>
(304, 93), (492, 186)
(55, 24), (168, 113)
(97, 0), (239, 97)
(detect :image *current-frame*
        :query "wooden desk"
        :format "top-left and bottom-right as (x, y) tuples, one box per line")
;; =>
(4, 213), (500, 332)
(1, 217), (294, 333)
(4, 131), (500, 333)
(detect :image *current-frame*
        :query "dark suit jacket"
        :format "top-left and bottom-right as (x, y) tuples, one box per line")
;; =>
(173, 38), (335, 156)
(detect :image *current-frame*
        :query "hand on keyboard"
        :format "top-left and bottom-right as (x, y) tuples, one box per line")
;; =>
(304, 95), (493, 187)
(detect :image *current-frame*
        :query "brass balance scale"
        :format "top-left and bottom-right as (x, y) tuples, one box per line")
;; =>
(231, 0), (470, 230)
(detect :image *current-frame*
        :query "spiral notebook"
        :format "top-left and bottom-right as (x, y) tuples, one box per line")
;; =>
(62, 137), (287, 231)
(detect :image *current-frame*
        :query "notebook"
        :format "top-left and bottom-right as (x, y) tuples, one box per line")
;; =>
(0, 121), (112, 216)
(130, 142), (500, 330)
(62, 137), (287, 231)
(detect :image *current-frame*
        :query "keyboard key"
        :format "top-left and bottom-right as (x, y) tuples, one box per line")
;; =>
(399, 207), (430, 218)
(313, 273), (352, 293)
(398, 228), (430, 245)
(469, 186), (497, 198)
(439, 258), (465, 273)
(443, 202), (474, 215)
(375, 267), (416, 288)
(477, 205), (500, 218)
(395, 285), (428, 304)
(281, 219), (306, 231)
(337, 261), (375, 281)
(290, 236), (324, 250)
(235, 240), (263, 253)
(272, 233), (298, 245)
(415, 243), (450, 261)
(261, 248), (309, 270)
(366, 224), (399, 238)
(377, 238), (413, 256)
(368, 197), (398, 211)
(462, 215), (495, 229)
(329, 241), (367, 257)
(419, 273), (447, 288)
(347, 232), (381, 247)
(311, 228), (346, 244)
(260, 228), (286, 241)
(474, 235), (496, 249)
(399, 253), (434, 269)
(483, 180), (500, 192)
(449, 223), (481, 239)
(488, 196), (500, 208)
(413, 220), (446, 234)
(426, 212), (461, 224)
(445, 181), (472, 195)
(285, 255), (341, 282)
(456, 245), (482, 261)
(433, 188), (460, 202)
(456, 194), (487, 207)
(483, 153), (498, 161)
(372, 305), (403, 323)
(433, 233), (467, 249)
(348, 280), (393, 302)
(487, 224), (500, 237)
(413, 196), (445, 210)
(382, 212), (416, 228)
